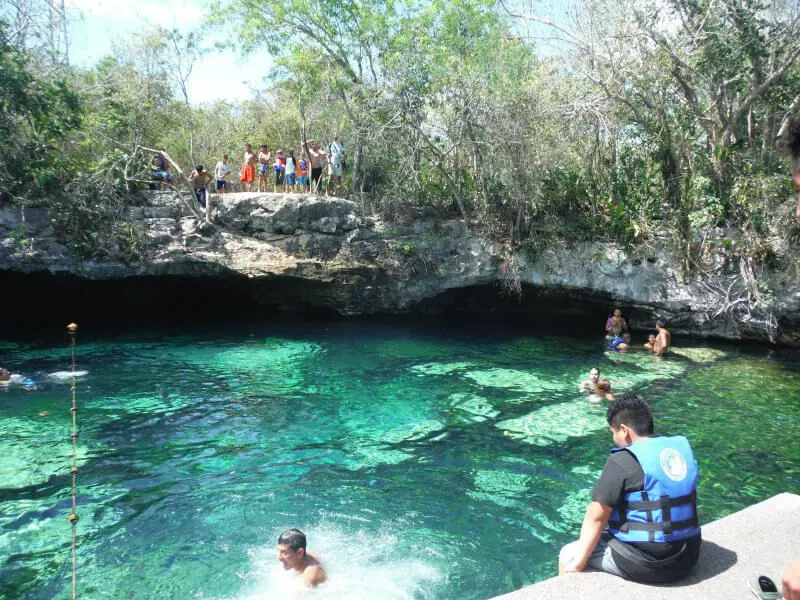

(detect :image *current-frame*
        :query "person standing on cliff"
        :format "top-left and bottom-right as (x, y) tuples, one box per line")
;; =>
(240, 144), (256, 192)
(307, 140), (327, 194)
(325, 137), (346, 197)
(214, 155), (231, 194)
(783, 116), (800, 219)
(559, 393), (701, 583)
(188, 165), (213, 210)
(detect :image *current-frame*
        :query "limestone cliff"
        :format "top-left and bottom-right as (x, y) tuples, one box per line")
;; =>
(1, 192), (799, 344)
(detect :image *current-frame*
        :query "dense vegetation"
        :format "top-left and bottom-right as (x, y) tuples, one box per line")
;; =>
(2, 0), (800, 329)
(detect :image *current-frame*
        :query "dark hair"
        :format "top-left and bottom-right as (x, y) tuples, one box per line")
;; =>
(196, 165), (204, 172)
(597, 379), (612, 393)
(278, 528), (306, 552)
(223, 154), (228, 159)
(606, 392), (654, 435)
(656, 319), (666, 328)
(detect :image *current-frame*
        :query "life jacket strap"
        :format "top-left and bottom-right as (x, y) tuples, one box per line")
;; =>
(608, 517), (698, 533)
(625, 491), (695, 512)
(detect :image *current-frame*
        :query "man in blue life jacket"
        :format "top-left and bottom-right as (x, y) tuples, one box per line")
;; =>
(558, 392), (701, 583)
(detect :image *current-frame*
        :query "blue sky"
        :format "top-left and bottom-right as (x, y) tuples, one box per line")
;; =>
(65, 0), (272, 104)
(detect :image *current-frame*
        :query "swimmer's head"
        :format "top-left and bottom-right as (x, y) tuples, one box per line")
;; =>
(656, 319), (666, 329)
(0, 368), (9, 382)
(597, 379), (612, 393)
(613, 308), (622, 318)
(277, 528), (307, 570)
(589, 368), (600, 383)
(648, 334), (656, 342)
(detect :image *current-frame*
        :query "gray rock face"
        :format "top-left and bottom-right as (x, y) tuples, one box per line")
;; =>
(1, 191), (799, 345)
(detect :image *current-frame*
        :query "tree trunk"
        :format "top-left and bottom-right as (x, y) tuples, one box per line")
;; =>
(761, 110), (776, 164)
(351, 132), (363, 193)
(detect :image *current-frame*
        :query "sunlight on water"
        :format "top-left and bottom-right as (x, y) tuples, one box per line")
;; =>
(1, 328), (798, 599)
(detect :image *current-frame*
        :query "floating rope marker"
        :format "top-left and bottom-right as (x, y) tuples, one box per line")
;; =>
(67, 322), (79, 600)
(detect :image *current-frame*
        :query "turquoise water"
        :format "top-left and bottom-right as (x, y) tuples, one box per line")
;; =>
(1, 322), (799, 599)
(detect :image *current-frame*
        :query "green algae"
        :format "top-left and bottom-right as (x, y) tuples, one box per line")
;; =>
(496, 400), (608, 446)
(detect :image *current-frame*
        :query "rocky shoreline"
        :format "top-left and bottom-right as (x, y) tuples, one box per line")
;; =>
(2, 192), (799, 345)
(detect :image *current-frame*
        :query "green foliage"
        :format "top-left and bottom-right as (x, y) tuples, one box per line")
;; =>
(4, 0), (800, 274)
(0, 22), (82, 205)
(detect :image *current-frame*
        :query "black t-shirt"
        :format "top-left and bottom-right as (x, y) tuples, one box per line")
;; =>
(592, 449), (701, 581)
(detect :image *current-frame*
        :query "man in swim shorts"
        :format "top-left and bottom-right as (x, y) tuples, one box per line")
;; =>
(277, 528), (326, 587)
(559, 393), (701, 583)
(609, 333), (631, 351)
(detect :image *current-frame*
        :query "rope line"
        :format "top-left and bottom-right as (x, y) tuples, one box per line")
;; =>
(67, 323), (79, 600)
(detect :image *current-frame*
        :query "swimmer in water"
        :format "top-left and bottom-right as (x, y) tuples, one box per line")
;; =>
(277, 528), (326, 587)
(653, 319), (671, 356)
(0, 368), (34, 388)
(595, 379), (615, 401)
(644, 334), (657, 352)
(579, 367), (600, 393)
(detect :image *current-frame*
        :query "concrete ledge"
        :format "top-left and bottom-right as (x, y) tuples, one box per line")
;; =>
(493, 493), (800, 599)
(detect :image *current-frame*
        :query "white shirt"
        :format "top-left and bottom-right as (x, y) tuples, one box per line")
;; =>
(285, 157), (295, 175)
(215, 161), (232, 180)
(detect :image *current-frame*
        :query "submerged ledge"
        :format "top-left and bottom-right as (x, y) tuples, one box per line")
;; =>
(493, 492), (800, 599)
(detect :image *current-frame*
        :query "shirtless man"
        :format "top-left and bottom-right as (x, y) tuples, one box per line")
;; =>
(781, 116), (800, 218)
(579, 367), (600, 393)
(306, 140), (328, 194)
(644, 334), (657, 352)
(277, 528), (326, 587)
(188, 165), (213, 208)
(0, 368), (9, 385)
(653, 319), (671, 355)
(605, 308), (629, 337)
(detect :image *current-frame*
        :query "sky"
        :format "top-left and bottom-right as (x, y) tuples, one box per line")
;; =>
(64, 0), (272, 104)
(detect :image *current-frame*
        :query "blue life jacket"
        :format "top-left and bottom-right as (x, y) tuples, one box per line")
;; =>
(607, 436), (700, 544)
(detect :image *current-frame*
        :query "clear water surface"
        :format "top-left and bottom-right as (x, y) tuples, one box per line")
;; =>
(1, 320), (799, 599)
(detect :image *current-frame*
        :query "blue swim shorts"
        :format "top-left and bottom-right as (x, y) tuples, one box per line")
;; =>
(609, 336), (625, 350)
(285, 173), (296, 185)
(215, 180), (227, 190)
(258, 163), (269, 175)
(297, 175), (309, 186)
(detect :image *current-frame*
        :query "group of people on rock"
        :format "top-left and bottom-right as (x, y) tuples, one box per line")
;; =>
(234, 138), (346, 196)
(149, 138), (347, 209)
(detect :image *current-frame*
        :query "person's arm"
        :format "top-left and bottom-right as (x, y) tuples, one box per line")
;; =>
(783, 555), (800, 600)
(562, 501), (614, 572)
(302, 565), (326, 587)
